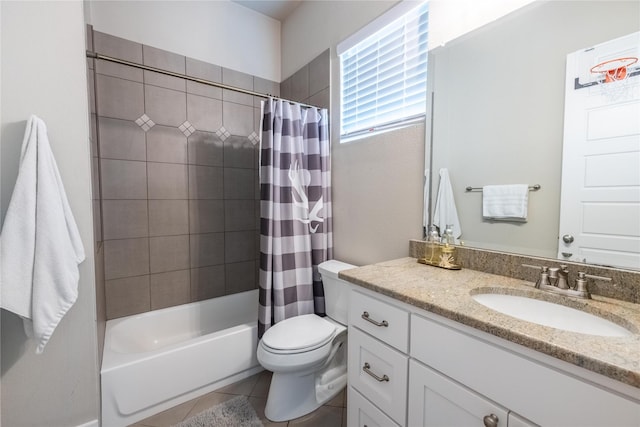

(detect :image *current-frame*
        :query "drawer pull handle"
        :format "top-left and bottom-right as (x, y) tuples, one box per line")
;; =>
(363, 362), (389, 382)
(483, 413), (499, 427)
(361, 311), (388, 327)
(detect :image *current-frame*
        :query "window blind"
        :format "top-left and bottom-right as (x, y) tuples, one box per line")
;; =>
(340, 2), (428, 138)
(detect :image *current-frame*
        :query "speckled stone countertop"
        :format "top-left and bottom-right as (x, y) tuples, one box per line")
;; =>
(339, 257), (640, 389)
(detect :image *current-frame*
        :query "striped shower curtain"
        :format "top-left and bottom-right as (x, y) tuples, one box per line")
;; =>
(258, 98), (332, 338)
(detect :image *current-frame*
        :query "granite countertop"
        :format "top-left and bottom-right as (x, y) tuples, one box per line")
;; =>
(339, 257), (640, 389)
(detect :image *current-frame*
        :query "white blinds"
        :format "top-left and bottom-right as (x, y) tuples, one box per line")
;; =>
(340, 2), (428, 138)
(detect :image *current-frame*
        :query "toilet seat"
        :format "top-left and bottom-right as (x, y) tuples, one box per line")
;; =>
(261, 314), (337, 354)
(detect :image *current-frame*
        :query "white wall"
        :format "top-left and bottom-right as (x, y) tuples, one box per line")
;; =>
(282, 1), (425, 266)
(87, 0), (281, 82)
(1, 1), (99, 426)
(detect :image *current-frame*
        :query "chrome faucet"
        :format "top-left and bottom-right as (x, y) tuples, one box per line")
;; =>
(522, 264), (612, 300)
(548, 264), (570, 289)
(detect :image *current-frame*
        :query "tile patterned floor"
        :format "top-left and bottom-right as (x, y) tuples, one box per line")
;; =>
(129, 370), (347, 427)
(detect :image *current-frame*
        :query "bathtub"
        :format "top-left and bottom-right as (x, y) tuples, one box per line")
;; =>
(101, 289), (262, 427)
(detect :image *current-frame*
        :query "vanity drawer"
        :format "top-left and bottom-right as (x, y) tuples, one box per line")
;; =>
(348, 386), (401, 427)
(349, 289), (409, 352)
(348, 326), (408, 425)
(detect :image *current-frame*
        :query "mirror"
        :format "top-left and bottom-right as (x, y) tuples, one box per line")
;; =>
(427, 0), (640, 270)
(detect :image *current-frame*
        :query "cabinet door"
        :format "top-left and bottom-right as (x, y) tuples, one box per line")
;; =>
(348, 386), (401, 427)
(408, 360), (508, 427)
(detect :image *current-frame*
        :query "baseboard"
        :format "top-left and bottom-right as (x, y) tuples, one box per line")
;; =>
(76, 419), (99, 427)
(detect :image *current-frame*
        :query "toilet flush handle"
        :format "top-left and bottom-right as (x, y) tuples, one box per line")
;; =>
(361, 311), (389, 327)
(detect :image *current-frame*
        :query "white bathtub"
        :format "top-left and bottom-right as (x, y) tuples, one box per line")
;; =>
(101, 289), (262, 427)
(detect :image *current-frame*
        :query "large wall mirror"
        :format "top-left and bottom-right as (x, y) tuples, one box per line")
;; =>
(426, 0), (640, 270)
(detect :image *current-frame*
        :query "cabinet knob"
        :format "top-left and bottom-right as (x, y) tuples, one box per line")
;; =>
(562, 234), (574, 244)
(483, 413), (499, 427)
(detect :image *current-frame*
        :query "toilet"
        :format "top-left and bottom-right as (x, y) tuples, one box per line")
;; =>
(257, 259), (355, 422)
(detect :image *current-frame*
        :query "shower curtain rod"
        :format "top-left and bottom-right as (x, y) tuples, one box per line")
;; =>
(86, 51), (317, 109)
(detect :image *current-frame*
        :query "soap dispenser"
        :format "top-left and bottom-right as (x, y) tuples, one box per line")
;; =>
(426, 225), (441, 264)
(439, 224), (461, 270)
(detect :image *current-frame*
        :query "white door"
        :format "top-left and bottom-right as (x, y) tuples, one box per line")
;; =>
(558, 31), (640, 269)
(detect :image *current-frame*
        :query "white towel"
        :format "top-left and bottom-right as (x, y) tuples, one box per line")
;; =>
(433, 168), (462, 239)
(482, 184), (529, 221)
(0, 115), (85, 354)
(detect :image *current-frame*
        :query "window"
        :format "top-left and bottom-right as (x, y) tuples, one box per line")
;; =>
(339, 2), (429, 139)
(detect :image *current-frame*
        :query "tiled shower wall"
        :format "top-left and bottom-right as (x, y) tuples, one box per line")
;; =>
(281, 49), (330, 108)
(89, 30), (280, 319)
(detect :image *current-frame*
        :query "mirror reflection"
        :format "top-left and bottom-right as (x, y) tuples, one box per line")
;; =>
(427, 0), (640, 270)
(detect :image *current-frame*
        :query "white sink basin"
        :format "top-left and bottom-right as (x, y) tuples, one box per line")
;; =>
(472, 293), (632, 337)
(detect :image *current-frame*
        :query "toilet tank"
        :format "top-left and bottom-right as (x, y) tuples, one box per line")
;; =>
(318, 260), (357, 325)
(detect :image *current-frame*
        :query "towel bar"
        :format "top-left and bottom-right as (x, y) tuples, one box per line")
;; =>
(465, 184), (541, 192)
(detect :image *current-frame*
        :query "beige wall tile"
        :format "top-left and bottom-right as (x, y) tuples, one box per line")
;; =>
(96, 74), (145, 120)
(190, 266), (225, 301)
(100, 158), (147, 199)
(147, 162), (188, 199)
(104, 237), (150, 279)
(105, 275), (150, 319)
(188, 165), (223, 199)
(148, 200), (189, 236)
(102, 200), (149, 240)
(189, 233), (225, 268)
(187, 131), (224, 167)
(149, 235), (190, 273)
(150, 270), (191, 309)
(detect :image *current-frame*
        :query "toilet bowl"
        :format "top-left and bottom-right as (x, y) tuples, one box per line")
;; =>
(257, 259), (355, 422)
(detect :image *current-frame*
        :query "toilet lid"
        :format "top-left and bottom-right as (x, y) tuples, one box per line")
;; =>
(262, 314), (336, 352)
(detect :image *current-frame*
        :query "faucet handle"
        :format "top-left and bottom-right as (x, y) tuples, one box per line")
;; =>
(576, 272), (612, 293)
(522, 264), (549, 288)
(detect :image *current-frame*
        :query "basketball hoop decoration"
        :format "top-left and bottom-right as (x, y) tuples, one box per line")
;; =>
(590, 56), (638, 100)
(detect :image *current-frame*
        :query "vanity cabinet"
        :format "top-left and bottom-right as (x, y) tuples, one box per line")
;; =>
(348, 290), (410, 426)
(410, 313), (639, 426)
(347, 286), (640, 427)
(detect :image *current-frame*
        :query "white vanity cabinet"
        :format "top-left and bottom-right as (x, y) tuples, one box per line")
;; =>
(410, 313), (639, 426)
(346, 286), (640, 427)
(348, 290), (410, 426)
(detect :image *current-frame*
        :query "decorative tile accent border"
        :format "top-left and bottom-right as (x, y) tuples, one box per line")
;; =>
(409, 239), (640, 304)
(248, 132), (259, 145)
(216, 126), (231, 141)
(179, 120), (196, 137)
(135, 114), (155, 131)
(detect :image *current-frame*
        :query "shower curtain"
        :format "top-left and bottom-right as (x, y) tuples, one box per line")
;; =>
(258, 98), (332, 337)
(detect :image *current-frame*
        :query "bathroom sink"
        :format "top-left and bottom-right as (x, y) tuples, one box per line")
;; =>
(471, 293), (633, 337)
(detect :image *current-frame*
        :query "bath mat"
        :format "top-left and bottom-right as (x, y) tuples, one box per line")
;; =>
(173, 395), (263, 427)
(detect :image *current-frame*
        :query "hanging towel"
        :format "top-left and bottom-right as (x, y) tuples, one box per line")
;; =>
(433, 168), (462, 239)
(482, 184), (529, 221)
(0, 115), (85, 354)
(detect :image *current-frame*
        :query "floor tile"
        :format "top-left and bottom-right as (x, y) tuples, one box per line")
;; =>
(216, 372), (262, 395)
(250, 370), (272, 397)
(248, 396), (288, 427)
(289, 405), (343, 427)
(127, 368), (350, 427)
(325, 389), (345, 407)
